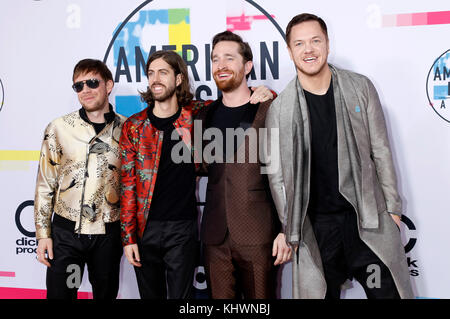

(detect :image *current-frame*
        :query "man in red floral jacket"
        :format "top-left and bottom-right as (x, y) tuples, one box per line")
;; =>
(119, 50), (272, 299)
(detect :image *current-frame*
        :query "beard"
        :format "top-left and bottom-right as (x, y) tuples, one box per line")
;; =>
(151, 82), (177, 102)
(213, 68), (246, 93)
(80, 94), (109, 113)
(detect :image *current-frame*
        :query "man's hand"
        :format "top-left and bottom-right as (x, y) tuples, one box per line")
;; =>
(390, 213), (401, 229)
(124, 244), (142, 267)
(272, 233), (292, 266)
(36, 238), (53, 267)
(250, 86), (274, 104)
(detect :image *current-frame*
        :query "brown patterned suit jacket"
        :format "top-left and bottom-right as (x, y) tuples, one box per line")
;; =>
(195, 98), (279, 246)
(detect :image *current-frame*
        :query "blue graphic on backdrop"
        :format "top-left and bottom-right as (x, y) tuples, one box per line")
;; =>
(432, 51), (450, 100)
(426, 50), (450, 123)
(113, 10), (172, 66)
(112, 9), (190, 117)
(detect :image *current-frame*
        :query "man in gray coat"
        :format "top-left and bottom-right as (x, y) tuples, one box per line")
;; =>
(264, 13), (414, 299)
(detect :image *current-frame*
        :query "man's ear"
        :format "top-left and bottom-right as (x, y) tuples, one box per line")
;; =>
(326, 38), (330, 56)
(287, 45), (294, 61)
(176, 73), (183, 87)
(106, 79), (114, 95)
(244, 60), (253, 77)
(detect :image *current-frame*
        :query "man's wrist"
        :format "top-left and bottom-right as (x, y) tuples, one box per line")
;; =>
(389, 211), (402, 217)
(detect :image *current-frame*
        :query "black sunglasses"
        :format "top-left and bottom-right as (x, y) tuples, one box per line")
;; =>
(72, 79), (101, 93)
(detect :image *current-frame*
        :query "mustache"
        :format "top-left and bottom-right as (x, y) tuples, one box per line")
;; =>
(151, 83), (166, 89)
(213, 69), (234, 77)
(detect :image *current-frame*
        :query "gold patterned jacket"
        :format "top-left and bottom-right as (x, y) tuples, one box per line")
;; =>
(34, 107), (126, 239)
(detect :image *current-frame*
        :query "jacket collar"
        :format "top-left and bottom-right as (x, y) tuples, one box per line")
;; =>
(146, 103), (191, 129)
(79, 103), (116, 125)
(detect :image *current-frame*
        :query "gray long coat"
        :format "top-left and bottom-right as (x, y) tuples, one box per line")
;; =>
(264, 65), (414, 299)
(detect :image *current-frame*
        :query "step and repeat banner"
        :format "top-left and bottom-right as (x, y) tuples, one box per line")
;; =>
(0, 0), (449, 299)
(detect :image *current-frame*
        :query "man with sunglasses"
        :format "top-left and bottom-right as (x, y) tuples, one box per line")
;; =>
(34, 59), (126, 299)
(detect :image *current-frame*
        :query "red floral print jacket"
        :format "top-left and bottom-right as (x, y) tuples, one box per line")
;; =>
(119, 100), (210, 246)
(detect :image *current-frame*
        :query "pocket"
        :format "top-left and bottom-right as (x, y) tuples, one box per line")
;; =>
(382, 210), (401, 233)
(390, 213), (401, 233)
(204, 189), (217, 212)
(54, 173), (65, 202)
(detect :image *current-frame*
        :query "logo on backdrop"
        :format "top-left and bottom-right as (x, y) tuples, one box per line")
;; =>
(426, 49), (450, 123)
(103, 0), (287, 117)
(401, 215), (419, 277)
(0, 78), (4, 113)
(15, 200), (37, 255)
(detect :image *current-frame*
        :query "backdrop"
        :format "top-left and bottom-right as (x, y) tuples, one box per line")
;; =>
(0, 0), (449, 299)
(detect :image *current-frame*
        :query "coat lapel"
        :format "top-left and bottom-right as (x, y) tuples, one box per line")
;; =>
(331, 66), (367, 162)
(278, 77), (299, 233)
(331, 65), (378, 228)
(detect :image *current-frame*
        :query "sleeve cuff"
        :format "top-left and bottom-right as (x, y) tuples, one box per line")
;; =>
(35, 228), (51, 240)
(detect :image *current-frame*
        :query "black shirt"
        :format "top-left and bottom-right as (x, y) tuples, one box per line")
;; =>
(209, 100), (250, 158)
(147, 107), (197, 221)
(304, 82), (353, 217)
(92, 122), (106, 135)
(79, 104), (115, 135)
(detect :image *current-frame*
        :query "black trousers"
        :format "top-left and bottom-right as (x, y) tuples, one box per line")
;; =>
(134, 219), (199, 299)
(46, 214), (123, 299)
(310, 209), (400, 299)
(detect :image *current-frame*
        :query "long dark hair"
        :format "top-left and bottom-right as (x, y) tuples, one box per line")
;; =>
(140, 50), (193, 107)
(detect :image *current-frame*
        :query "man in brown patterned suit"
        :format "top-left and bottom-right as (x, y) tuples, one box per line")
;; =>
(195, 31), (291, 299)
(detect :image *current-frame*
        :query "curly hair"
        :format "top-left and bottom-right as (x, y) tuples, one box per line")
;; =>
(140, 50), (193, 108)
